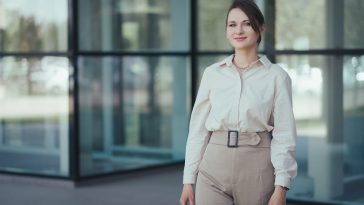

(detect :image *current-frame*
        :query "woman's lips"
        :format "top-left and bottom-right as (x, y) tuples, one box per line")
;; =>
(234, 37), (247, 42)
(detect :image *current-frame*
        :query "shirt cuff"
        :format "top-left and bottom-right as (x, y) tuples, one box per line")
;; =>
(183, 174), (197, 184)
(274, 174), (292, 189)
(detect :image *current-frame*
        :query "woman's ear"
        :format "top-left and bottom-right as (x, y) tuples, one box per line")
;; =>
(260, 25), (266, 34)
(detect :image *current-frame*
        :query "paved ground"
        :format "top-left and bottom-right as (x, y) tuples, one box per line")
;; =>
(0, 164), (183, 205)
(0, 164), (301, 205)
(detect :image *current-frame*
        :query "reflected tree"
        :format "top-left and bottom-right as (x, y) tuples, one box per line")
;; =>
(198, 0), (232, 50)
(276, 0), (325, 49)
(17, 16), (43, 51)
(5, 16), (43, 95)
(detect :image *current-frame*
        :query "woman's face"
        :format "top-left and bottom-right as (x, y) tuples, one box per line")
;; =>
(226, 8), (262, 50)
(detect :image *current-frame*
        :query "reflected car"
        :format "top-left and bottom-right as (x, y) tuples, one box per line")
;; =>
(30, 57), (69, 95)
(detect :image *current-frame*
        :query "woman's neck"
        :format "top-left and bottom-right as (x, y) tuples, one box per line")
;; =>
(233, 48), (259, 68)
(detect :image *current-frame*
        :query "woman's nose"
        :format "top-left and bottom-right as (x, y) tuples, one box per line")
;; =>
(235, 25), (244, 34)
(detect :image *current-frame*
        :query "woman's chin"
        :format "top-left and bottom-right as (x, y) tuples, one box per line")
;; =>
(232, 44), (256, 51)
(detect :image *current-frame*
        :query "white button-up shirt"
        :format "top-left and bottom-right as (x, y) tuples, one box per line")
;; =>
(183, 54), (297, 188)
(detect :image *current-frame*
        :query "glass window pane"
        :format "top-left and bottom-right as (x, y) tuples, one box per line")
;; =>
(78, 0), (189, 51)
(276, 0), (363, 50)
(276, 0), (326, 50)
(278, 55), (364, 205)
(198, 0), (232, 51)
(78, 56), (190, 176)
(0, 56), (70, 176)
(0, 0), (68, 52)
(343, 55), (364, 201)
(344, 0), (364, 48)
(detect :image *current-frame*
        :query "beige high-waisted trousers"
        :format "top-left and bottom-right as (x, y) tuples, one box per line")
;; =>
(195, 131), (274, 205)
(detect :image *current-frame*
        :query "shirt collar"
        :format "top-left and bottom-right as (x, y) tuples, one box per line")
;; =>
(218, 54), (272, 69)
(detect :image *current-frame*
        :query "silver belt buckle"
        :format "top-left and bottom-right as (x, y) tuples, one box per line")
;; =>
(227, 130), (239, 148)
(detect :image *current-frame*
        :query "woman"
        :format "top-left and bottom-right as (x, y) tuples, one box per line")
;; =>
(180, 0), (297, 205)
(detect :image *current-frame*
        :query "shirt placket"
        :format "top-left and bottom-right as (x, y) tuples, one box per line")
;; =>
(238, 71), (244, 130)
(232, 68), (243, 131)
(234, 66), (256, 131)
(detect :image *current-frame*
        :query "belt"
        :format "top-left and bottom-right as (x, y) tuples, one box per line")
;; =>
(209, 130), (272, 148)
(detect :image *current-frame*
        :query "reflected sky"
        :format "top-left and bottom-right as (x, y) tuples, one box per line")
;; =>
(0, 0), (67, 24)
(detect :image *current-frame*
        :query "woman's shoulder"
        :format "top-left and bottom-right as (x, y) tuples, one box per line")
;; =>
(203, 55), (233, 72)
(201, 57), (229, 75)
(269, 63), (291, 81)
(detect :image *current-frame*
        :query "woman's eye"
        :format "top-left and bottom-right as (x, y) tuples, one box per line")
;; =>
(229, 24), (236, 27)
(244, 22), (251, 26)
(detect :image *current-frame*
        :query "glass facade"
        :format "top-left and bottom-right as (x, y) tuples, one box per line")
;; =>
(276, 0), (364, 50)
(0, 0), (69, 177)
(0, 0), (364, 204)
(275, 1), (364, 204)
(342, 55), (364, 204)
(276, 0), (326, 50)
(198, 0), (231, 51)
(344, 0), (364, 48)
(274, 55), (364, 204)
(0, 56), (70, 176)
(78, 0), (189, 51)
(0, 0), (68, 52)
(78, 56), (189, 176)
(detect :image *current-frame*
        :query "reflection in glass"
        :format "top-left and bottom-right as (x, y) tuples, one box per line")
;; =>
(343, 56), (364, 202)
(78, 56), (190, 176)
(276, 0), (364, 50)
(344, 0), (364, 48)
(198, 0), (232, 51)
(277, 55), (364, 205)
(276, 0), (326, 50)
(277, 55), (325, 136)
(78, 0), (189, 51)
(0, 56), (70, 176)
(0, 0), (68, 52)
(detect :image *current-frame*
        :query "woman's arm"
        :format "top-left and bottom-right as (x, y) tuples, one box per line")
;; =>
(268, 73), (297, 205)
(180, 69), (212, 205)
(183, 68), (212, 184)
(270, 73), (298, 189)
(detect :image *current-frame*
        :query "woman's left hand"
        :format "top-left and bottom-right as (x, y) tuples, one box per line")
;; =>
(268, 186), (287, 205)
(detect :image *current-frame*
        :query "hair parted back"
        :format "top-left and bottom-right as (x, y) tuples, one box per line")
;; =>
(226, 0), (265, 44)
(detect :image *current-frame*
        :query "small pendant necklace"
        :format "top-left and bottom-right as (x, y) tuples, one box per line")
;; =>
(233, 56), (259, 70)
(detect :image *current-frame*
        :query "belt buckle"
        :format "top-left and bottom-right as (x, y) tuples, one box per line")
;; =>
(227, 130), (239, 148)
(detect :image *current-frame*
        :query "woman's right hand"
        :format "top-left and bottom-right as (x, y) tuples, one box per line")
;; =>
(179, 184), (195, 205)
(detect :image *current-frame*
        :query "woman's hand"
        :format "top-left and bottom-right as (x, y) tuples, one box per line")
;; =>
(268, 186), (287, 205)
(179, 184), (195, 205)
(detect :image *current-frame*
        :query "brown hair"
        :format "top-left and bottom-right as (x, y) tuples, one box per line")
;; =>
(226, 0), (265, 44)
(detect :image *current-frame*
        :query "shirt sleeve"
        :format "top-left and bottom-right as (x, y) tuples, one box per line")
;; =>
(271, 74), (298, 189)
(183, 69), (212, 184)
